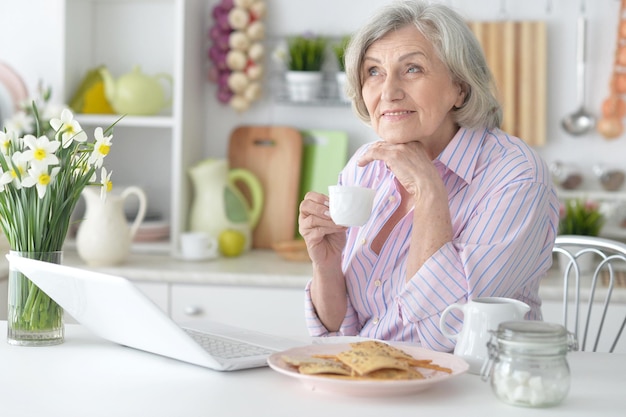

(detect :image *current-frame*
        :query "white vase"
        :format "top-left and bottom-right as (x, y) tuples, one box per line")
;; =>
(285, 71), (323, 102)
(76, 186), (147, 266)
(335, 71), (349, 102)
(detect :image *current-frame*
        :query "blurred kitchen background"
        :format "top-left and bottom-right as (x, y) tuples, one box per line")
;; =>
(1, 0), (625, 252)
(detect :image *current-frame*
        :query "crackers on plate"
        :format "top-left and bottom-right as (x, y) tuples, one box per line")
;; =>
(282, 340), (452, 381)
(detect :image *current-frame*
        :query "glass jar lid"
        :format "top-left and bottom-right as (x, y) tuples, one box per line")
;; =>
(493, 320), (578, 351)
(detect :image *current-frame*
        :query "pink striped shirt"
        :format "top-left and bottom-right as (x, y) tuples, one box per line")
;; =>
(304, 127), (560, 351)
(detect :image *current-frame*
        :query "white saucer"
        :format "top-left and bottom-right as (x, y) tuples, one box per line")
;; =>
(173, 253), (219, 262)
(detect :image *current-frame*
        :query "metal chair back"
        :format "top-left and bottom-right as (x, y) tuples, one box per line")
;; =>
(553, 235), (626, 352)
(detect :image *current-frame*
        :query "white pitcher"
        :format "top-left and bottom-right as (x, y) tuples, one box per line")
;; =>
(76, 186), (147, 266)
(439, 297), (530, 374)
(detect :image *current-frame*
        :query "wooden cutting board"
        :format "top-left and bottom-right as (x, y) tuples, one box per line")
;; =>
(228, 125), (303, 248)
(297, 130), (348, 236)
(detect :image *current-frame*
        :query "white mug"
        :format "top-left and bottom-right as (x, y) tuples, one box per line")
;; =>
(439, 297), (530, 374)
(328, 185), (376, 227)
(179, 232), (218, 261)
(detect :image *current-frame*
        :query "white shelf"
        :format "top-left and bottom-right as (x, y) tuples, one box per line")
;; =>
(557, 189), (626, 201)
(75, 114), (175, 129)
(56, 0), (206, 255)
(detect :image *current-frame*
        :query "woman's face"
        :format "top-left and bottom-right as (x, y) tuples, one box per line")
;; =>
(361, 24), (466, 153)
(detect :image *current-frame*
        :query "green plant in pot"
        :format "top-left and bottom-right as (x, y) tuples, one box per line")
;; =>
(557, 198), (606, 272)
(286, 34), (328, 72)
(332, 35), (351, 72)
(332, 35), (351, 102)
(558, 199), (605, 236)
(283, 33), (328, 102)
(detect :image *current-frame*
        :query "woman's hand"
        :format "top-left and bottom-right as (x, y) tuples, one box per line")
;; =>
(298, 191), (347, 267)
(357, 140), (453, 278)
(357, 141), (440, 200)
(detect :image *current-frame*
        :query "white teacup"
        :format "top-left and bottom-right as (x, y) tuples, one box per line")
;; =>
(179, 232), (218, 261)
(328, 185), (376, 227)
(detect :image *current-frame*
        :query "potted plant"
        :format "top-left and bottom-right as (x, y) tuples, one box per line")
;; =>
(332, 35), (351, 102)
(559, 199), (605, 236)
(0, 86), (119, 345)
(557, 198), (606, 272)
(280, 33), (328, 102)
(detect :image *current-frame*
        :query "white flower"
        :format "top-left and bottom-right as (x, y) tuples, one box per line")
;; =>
(4, 111), (34, 137)
(0, 130), (17, 155)
(21, 165), (60, 199)
(100, 166), (112, 200)
(21, 134), (60, 170)
(49, 108), (87, 148)
(88, 127), (112, 168)
(0, 151), (28, 190)
(41, 103), (65, 121)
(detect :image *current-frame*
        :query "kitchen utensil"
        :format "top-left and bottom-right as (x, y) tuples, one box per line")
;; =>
(228, 126), (303, 248)
(561, 16), (595, 136)
(76, 186), (147, 266)
(298, 130), (348, 232)
(187, 158), (263, 253)
(439, 297), (530, 374)
(100, 65), (173, 115)
(299, 130), (348, 197)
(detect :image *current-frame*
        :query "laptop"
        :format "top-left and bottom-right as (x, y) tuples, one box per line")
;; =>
(6, 254), (306, 371)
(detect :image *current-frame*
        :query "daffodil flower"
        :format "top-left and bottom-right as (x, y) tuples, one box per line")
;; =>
(49, 108), (87, 148)
(0, 151), (28, 189)
(0, 130), (17, 155)
(21, 134), (60, 170)
(88, 127), (113, 168)
(21, 165), (60, 199)
(3, 111), (34, 137)
(100, 166), (113, 200)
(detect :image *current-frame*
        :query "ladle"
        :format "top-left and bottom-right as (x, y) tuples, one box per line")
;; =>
(561, 16), (595, 136)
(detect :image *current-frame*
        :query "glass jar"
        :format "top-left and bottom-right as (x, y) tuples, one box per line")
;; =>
(481, 321), (578, 408)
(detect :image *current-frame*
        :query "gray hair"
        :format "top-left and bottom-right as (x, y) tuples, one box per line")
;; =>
(344, 0), (502, 129)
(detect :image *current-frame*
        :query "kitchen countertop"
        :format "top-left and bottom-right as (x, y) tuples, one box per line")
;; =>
(1, 321), (624, 417)
(0, 247), (625, 303)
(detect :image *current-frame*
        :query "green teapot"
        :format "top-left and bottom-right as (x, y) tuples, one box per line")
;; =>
(100, 65), (172, 115)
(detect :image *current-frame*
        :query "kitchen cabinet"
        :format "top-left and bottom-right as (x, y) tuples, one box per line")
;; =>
(62, 280), (169, 324)
(54, 0), (206, 255)
(171, 284), (309, 340)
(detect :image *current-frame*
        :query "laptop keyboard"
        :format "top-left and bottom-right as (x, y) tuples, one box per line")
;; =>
(184, 328), (275, 359)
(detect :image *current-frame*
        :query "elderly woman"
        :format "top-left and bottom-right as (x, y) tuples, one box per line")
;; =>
(298, 0), (560, 351)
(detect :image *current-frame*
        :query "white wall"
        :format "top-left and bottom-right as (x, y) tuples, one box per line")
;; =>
(202, 0), (624, 191)
(1, 0), (623, 190)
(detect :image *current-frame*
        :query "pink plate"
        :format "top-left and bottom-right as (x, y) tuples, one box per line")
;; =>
(267, 342), (469, 397)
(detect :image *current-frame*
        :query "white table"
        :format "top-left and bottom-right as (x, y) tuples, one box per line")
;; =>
(1, 322), (624, 417)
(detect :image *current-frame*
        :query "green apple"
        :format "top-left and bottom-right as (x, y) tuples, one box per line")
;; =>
(218, 229), (246, 257)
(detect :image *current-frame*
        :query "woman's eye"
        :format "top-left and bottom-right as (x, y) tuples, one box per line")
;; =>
(367, 67), (380, 76)
(407, 65), (422, 74)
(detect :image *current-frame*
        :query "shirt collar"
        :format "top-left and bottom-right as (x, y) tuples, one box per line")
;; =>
(436, 126), (488, 185)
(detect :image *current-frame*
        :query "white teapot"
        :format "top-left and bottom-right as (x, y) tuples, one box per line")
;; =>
(76, 186), (147, 266)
